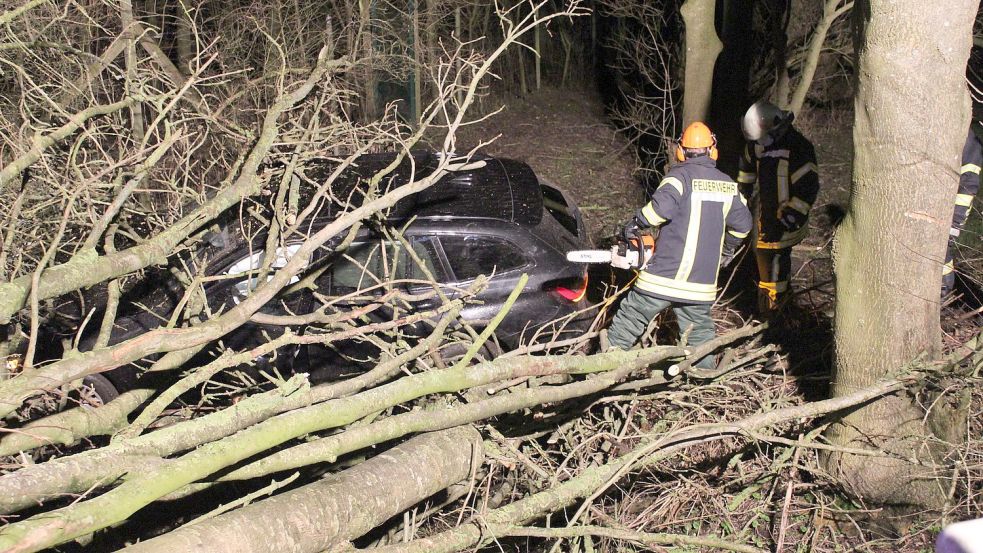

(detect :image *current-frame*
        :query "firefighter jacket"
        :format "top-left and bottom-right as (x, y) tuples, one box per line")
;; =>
(634, 156), (753, 304)
(953, 124), (982, 234)
(737, 128), (819, 249)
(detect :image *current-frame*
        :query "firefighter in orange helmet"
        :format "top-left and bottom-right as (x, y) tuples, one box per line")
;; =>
(607, 122), (752, 369)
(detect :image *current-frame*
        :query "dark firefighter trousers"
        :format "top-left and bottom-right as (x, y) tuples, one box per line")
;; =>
(607, 289), (716, 369)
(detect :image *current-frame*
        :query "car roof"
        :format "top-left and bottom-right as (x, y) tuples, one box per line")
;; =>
(300, 152), (544, 227)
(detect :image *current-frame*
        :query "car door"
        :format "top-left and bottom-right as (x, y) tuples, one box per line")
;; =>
(431, 233), (535, 350)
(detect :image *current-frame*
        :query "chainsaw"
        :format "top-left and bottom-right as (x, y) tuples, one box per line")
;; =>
(566, 230), (657, 270)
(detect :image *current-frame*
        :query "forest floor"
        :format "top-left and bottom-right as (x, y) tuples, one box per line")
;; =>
(455, 86), (641, 241)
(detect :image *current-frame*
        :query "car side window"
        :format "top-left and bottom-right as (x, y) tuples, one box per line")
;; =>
(327, 238), (440, 295)
(439, 235), (527, 282)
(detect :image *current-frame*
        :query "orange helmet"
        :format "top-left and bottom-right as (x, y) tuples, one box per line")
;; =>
(675, 121), (718, 162)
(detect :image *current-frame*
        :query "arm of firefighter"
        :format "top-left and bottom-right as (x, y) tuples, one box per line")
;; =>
(636, 175), (682, 227)
(737, 143), (757, 198)
(784, 143), (820, 218)
(953, 128), (981, 235)
(725, 192), (753, 249)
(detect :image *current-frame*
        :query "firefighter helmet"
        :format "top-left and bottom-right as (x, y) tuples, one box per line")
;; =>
(742, 100), (787, 141)
(675, 121), (718, 162)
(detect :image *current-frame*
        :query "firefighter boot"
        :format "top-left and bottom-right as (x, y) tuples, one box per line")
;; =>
(756, 280), (789, 315)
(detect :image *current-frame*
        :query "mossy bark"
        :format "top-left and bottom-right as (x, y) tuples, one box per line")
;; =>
(825, 0), (980, 514)
(0, 389), (152, 456)
(0, 347), (683, 551)
(122, 426), (483, 553)
(680, 0), (722, 127)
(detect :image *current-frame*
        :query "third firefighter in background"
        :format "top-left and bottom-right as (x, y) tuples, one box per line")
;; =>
(737, 100), (820, 313)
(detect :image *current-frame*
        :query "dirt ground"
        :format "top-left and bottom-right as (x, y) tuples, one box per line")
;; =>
(455, 87), (642, 242)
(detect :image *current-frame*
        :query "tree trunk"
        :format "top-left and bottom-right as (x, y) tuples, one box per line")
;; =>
(534, 6), (541, 90)
(825, 0), (979, 515)
(770, 0), (790, 107)
(412, 0), (422, 123)
(121, 0), (145, 141)
(121, 426), (483, 553)
(679, 0), (723, 127)
(360, 0), (377, 119)
(174, 1), (194, 76)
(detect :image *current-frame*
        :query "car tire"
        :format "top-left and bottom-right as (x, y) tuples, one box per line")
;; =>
(432, 340), (502, 368)
(81, 373), (120, 405)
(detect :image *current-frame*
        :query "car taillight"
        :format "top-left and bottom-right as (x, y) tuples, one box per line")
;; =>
(549, 273), (588, 302)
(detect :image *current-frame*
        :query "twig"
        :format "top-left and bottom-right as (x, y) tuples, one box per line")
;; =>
(502, 525), (767, 553)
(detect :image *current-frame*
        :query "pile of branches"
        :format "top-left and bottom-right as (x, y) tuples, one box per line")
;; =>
(2, 1), (982, 552)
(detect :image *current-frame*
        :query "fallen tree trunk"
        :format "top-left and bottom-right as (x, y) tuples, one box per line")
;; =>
(0, 323), (762, 552)
(123, 426), (483, 553)
(0, 319), (457, 515)
(0, 346), (690, 551)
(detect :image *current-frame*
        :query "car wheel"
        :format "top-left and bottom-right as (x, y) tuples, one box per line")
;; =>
(80, 373), (120, 406)
(432, 340), (502, 368)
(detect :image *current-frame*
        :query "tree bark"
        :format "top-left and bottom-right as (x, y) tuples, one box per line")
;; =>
(0, 345), (679, 518)
(120, 0), (145, 142)
(173, 2), (194, 76)
(121, 426), (483, 553)
(679, 0), (723, 127)
(0, 389), (152, 456)
(826, 0), (980, 514)
(360, 0), (378, 119)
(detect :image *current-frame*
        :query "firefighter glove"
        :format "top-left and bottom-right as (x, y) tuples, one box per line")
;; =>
(778, 207), (806, 232)
(720, 244), (738, 269)
(621, 217), (643, 244)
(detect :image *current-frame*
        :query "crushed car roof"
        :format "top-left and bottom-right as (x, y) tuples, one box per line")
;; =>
(299, 152), (544, 226)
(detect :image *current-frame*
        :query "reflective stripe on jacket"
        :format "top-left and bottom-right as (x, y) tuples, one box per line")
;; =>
(737, 128), (819, 249)
(953, 125), (982, 234)
(634, 156), (752, 304)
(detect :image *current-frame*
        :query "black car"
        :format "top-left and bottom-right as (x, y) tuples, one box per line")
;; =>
(79, 151), (594, 399)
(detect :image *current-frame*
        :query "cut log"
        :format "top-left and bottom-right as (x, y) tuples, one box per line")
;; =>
(122, 426), (483, 553)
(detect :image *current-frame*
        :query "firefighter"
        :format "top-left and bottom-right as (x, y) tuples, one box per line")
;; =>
(737, 100), (820, 313)
(607, 122), (753, 369)
(943, 119), (982, 297)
